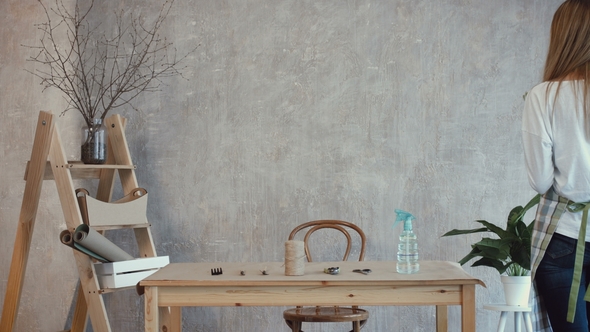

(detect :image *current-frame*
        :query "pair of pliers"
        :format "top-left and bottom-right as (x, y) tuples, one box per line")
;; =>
(353, 269), (372, 275)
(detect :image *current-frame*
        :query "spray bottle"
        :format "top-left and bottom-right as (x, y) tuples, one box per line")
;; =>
(394, 209), (419, 274)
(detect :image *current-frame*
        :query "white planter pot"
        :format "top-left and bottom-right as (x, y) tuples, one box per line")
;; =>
(501, 275), (531, 306)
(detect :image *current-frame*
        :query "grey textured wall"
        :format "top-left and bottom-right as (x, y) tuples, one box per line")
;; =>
(0, 0), (560, 331)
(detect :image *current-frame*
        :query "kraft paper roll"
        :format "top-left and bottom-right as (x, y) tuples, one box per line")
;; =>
(73, 224), (134, 262)
(285, 240), (305, 276)
(60, 229), (110, 263)
(60, 229), (74, 247)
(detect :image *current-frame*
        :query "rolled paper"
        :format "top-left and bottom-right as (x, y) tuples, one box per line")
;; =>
(285, 240), (305, 276)
(73, 224), (134, 262)
(59, 228), (110, 263)
(60, 229), (74, 248)
(72, 243), (110, 263)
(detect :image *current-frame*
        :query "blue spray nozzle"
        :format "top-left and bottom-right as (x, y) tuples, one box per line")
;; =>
(394, 209), (415, 231)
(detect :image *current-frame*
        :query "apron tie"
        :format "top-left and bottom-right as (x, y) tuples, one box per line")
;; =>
(566, 201), (590, 323)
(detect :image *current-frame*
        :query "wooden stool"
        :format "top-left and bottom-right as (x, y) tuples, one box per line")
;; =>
(483, 304), (532, 332)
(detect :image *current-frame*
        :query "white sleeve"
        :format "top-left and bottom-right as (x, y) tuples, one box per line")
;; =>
(522, 88), (554, 194)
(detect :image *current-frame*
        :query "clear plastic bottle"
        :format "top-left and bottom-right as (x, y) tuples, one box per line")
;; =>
(395, 209), (419, 274)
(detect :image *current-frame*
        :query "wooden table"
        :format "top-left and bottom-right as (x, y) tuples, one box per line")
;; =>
(139, 260), (484, 332)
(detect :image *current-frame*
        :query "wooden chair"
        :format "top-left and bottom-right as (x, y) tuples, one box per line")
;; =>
(283, 220), (369, 332)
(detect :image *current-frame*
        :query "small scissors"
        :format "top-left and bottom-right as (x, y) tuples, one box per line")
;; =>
(353, 269), (372, 275)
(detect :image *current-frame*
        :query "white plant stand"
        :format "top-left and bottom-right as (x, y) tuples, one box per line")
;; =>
(484, 304), (532, 332)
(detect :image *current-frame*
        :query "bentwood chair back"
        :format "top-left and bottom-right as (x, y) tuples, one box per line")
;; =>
(282, 220), (369, 332)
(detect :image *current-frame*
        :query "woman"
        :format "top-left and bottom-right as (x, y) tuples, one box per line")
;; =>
(523, 0), (590, 330)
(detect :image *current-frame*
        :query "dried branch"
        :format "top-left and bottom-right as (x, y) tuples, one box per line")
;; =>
(25, 0), (196, 127)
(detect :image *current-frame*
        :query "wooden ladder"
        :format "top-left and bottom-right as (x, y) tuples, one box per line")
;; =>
(0, 111), (168, 332)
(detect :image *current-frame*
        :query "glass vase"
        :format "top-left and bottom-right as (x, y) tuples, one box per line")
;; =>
(81, 118), (107, 164)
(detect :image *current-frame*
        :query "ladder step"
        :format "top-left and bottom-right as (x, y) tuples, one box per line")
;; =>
(92, 224), (151, 231)
(24, 161), (136, 181)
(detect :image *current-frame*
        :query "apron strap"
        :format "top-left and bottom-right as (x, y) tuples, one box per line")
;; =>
(566, 201), (590, 323)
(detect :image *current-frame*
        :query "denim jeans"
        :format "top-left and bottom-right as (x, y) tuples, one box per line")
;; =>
(536, 233), (590, 331)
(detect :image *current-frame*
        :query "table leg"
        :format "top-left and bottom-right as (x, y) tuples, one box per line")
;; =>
(497, 311), (507, 332)
(515, 312), (522, 332)
(144, 286), (159, 332)
(436, 305), (448, 332)
(170, 307), (182, 332)
(523, 312), (532, 332)
(461, 284), (476, 332)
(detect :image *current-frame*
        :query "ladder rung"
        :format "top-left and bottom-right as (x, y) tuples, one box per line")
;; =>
(66, 161), (137, 169)
(24, 161), (137, 181)
(98, 285), (137, 294)
(92, 223), (151, 231)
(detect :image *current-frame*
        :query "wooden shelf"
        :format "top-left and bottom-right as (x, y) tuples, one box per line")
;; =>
(67, 161), (137, 169)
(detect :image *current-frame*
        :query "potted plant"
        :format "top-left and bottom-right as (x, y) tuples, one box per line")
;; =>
(442, 194), (540, 305)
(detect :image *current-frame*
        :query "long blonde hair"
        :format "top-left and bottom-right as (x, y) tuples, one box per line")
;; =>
(544, 0), (590, 129)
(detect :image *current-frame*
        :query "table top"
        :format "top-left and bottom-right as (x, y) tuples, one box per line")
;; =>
(139, 260), (485, 288)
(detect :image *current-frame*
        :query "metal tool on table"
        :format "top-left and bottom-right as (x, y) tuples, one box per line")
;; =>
(323, 267), (340, 275)
(353, 268), (372, 275)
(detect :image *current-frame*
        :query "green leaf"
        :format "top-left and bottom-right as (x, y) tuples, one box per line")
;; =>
(507, 205), (525, 225)
(523, 194), (541, 211)
(508, 194), (541, 226)
(473, 220), (509, 238)
(475, 237), (509, 251)
(441, 227), (488, 237)
(506, 262), (530, 276)
(515, 220), (528, 237)
(509, 242), (530, 268)
(457, 248), (484, 266)
(471, 257), (507, 274)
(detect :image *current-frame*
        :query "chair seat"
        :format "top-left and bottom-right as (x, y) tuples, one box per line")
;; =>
(283, 306), (369, 322)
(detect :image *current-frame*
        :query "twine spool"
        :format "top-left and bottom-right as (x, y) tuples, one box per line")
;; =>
(285, 240), (305, 276)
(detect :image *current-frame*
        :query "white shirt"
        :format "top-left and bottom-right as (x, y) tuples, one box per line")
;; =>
(522, 80), (590, 240)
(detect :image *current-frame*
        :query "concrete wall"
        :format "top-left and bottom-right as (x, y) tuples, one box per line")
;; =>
(0, 0), (560, 331)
